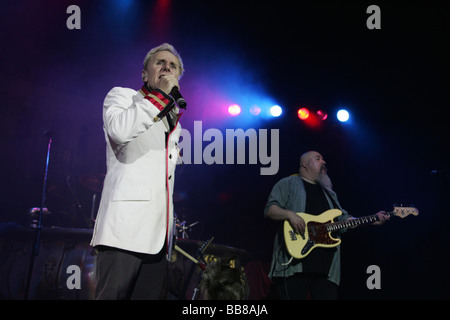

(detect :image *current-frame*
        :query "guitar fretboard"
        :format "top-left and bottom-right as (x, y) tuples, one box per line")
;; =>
(325, 211), (395, 232)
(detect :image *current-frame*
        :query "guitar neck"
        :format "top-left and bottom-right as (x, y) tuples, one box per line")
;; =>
(326, 211), (395, 232)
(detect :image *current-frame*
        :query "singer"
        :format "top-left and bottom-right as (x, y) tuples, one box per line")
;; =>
(90, 43), (185, 299)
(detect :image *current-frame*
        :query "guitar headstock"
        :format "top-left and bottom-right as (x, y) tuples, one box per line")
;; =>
(393, 206), (419, 218)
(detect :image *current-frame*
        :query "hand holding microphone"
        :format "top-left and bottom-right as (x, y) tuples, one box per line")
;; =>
(153, 75), (187, 122)
(158, 74), (179, 95)
(159, 74), (187, 109)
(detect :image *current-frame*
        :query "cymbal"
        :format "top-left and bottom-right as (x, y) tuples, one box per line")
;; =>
(79, 173), (105, 193)
(28, 207), (51, 216)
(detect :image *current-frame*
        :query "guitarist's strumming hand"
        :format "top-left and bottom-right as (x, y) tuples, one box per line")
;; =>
(287, 210), (306, 236)
(266, 205), (306, 237)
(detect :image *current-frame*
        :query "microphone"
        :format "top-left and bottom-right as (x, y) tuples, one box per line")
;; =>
(431, 169), (450, 175)
(154, 102), (175, 122)
(153, 86), (187, 122)
(170, 86), (187, 109)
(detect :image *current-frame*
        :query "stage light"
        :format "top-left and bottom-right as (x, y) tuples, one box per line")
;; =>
(297, 108), (310, 120)
(228, 104), (241, 116)
(337, 109), (350, 122)
(270, 105), (282, 117)
(249, 105), (261, 116)
(316, 110), (328, 120)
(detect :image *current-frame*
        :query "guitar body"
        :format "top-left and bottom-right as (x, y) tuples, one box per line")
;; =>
(283, 209), (342, 259)
(283, 206), (419, 260)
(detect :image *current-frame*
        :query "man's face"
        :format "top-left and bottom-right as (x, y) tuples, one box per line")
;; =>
(305, 152), (327, 178)
(143, 50), (181, 90)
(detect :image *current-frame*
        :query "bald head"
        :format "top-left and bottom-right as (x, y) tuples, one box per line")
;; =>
(299, 151), (328, 185)
(300, 151), (322, 166)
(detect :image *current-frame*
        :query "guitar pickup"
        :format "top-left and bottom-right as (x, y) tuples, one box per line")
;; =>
(289, 230), (297, 241)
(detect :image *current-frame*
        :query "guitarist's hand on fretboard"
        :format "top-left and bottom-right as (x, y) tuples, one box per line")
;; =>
(346, 211), (390, 228)
(372, 211), (390, 226)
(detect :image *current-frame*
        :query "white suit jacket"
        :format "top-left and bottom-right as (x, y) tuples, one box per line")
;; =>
(90, 86), (182, 258)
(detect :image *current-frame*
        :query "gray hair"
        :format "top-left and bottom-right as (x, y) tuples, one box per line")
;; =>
(143, 43), (184, 78)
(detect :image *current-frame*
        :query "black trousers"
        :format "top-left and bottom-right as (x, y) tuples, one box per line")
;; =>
(95, 245), (168, 300)
(274, 273), (338, 300)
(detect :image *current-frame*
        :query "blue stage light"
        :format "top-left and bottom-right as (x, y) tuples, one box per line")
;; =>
(337, 109), (350, 122)
(270, 105), (282, 117)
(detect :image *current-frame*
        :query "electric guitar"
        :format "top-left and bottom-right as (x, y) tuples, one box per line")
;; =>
(284, 206), (419, 259)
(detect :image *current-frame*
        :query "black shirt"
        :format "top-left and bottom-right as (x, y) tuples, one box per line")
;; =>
(301, 180), (337, 276)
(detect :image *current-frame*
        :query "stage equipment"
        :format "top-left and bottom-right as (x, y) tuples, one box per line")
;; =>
(79, 173), (105, 228)
(0, 225), (251, 300)
(337, 109), (350, 122)
(175, 237), (213, 299)
(175, 214), (199, 239)
(297, 107), (310, 120)
(24, 130), (56, 300)
(270, 105), (282, 117)
(79, 173), (105, 194)
(316, 109), (328, 120)
(228, 104), (241, 116)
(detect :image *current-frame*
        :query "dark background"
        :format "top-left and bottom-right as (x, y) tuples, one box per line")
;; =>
(0, 1), (449, 299)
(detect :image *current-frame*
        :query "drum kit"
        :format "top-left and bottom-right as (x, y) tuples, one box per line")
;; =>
(5, 174), (249, 300)
(0, 132), (250, 300)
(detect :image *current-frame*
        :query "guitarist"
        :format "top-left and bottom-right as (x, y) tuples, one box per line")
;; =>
(264, 151), (389, 299)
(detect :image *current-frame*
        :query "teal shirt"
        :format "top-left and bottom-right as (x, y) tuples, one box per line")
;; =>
(264, 175), (351, 285)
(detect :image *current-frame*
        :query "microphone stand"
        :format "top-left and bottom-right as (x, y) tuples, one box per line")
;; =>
(24, 130), (55, 300)
(177, 237), (214, 300)
(191, 237), (213, 300)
